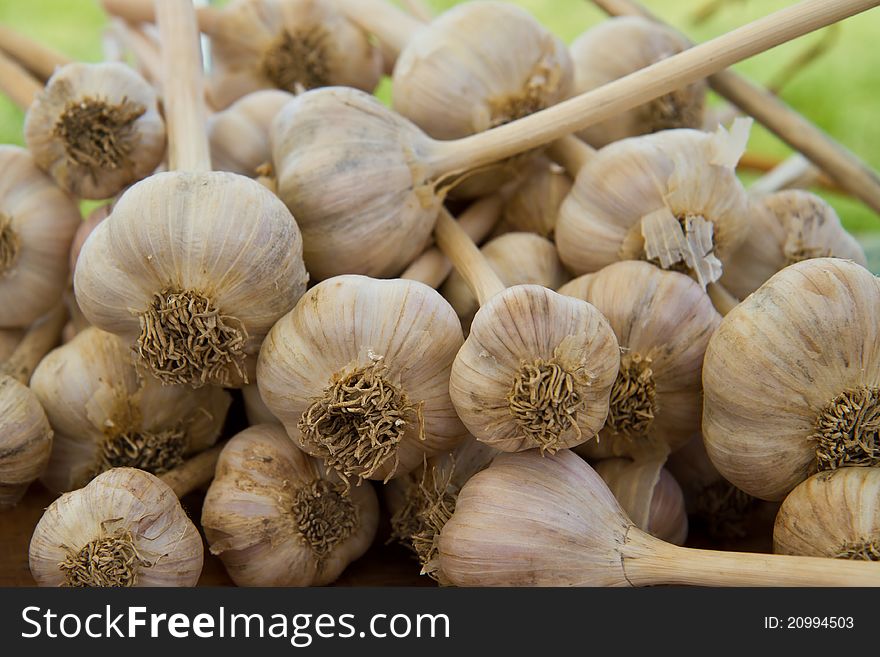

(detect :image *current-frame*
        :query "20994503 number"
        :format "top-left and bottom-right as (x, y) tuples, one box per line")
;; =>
(764, 617), (854, 629)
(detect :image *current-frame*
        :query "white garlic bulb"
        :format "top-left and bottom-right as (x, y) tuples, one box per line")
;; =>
(29, 467), (204, 586)
(570, 17), (706, 148)
(25, 62), (165, 199)
(0, 146), (81, 329)
(31, 327), (231, 492)
(202, 424), (379, 586)
(0, 375), (52, 508)
(494, 158), (571, 238)
(556, 120), (752, 289)
(258, 275), (466, 482)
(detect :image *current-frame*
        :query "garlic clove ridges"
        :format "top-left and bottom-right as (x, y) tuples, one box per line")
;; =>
(0, 375), (53, 508)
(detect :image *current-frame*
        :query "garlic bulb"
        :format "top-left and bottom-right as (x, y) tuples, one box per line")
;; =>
(703, 258), (880, 501)
(208, 89), (293, 177)
(31, 327), (231, 493)
(69, 203), (111, 274)
(441, 232), (568, 331)
(202, 424), (379, 586)
(258, 275), (466, 482)
(29, 467), (203, 586)
(0, 329), (22, 360)
(560, 261), (720, 459)
(388, 436), (497, 581)
(494, 157), (571, 238)
(25, 62), (165, 199)
(593, 457), (688, 545)
(206, 0), (382, 109)
(571, 17), (706, 148)
(0, 375), (52, 508)
(774, 468), (880, 560)
(242, 383), (279, 426)
(721, 190), (867, 299)
(438, 449), (880, 587)
(0, 146), (81, 328)
(556, 120), (752, 289)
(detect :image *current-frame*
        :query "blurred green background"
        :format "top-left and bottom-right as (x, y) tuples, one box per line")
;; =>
(1, 0), (879, 263)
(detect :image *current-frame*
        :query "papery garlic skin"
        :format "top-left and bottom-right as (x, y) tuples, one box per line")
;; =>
(561, 261), (720, 459)
(439, 449), (633, 586)
(242, 383), (279, 426)
(721, 190), (867, 299)
(74, 171), (309, 388)
(208, 89), (294, 177)
(29, 467), (203, 587)
(703, 258), (880, 501)
(25, 62), (165, 200)
(774, 468), (880, 560)
(494, 158), (571, 238)
(0, 146), (81, 329)
(258, 275), (466, 482)
(441, 232), (568, 331)
(556, 121), (751, 289)
(202, 424), (378, 586)
(31, 328), (231, 493)
(272, 87), (439, 280)
(0, 375), (53, 508)
(571, 17), (705, 148)
(207, 0), (382, 109)
(450, 285), (619, 453)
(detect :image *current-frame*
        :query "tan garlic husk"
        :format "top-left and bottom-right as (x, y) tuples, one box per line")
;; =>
(721, 190), (867, 299)
(242, 383), (279, 426)
(556, 119), (753, 289)
(0, 375), (53, 508)
(25, 62), (165, 199)
(31, 327), (231, 493)
(0, 146), (81, 328)
(258, 275), (467, 483)
(570, 16), (706, 148)
(206, 0), (383, 109)
(441, 232), (568, 331)
(387, 437), (498, 582)
(208, 89), (293, 177)
(593, 457), (688, 545)
(493, 157), (571, 238)
(774, 468), (880, 560)
(29, 467), (204, 586)
(202, 424), (378, 586)
(561, 261), (720, 459)
(438, 449), (880, 587)
(703, 258), (880, 501)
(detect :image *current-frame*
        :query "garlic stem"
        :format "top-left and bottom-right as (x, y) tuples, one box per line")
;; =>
(748, 153), (814, 195)
(706, 282), (739, 317)
(401, 0), (434, 22)
(0, 49), (41, 110)
(158, 442), (224, 498)
(336, 0), (424, 60)
(428, 0), (879, 179)
(546, 135), (596, 178)
(0, 305), (67, 384)
(0, 25), (71, 82)
(591, 0), (880, 218)
(434, 209), (506, 306)
(110, 19), (162, 88)
(623, 527), (880, 586)
(156, 0), (211, 172)
(402, 195), (504, 288)
(101, 0), (221, 35)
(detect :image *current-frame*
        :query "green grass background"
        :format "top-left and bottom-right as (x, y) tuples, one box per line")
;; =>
(1, 0), (879, 264)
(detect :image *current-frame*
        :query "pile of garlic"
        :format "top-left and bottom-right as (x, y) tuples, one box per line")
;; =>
(0, 0), (878, 588)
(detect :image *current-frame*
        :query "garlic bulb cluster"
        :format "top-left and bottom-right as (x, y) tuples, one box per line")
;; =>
(571, 17), (706, 148)
(31, 328), (231, 492)
(206, 0), (383, 109)
(774, 468), (880, 560)
(0, 375), (53, 508)
(29, 467), (204, 586)
(561, 261), (720, 459)
(258, 275), (466, 482)
(721, 190), (867, 299)
(556, 120), (752, 289)
(202, 424), (379, 586)
(593, 457), (688, 545)
(703, 258), (880, 501)
(494, 157), (571, 238)
(0, 146), (80, 329)
(441, 232), (568, 330)
(25, 62), (165, 199)
(208, 89), (293, 177)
